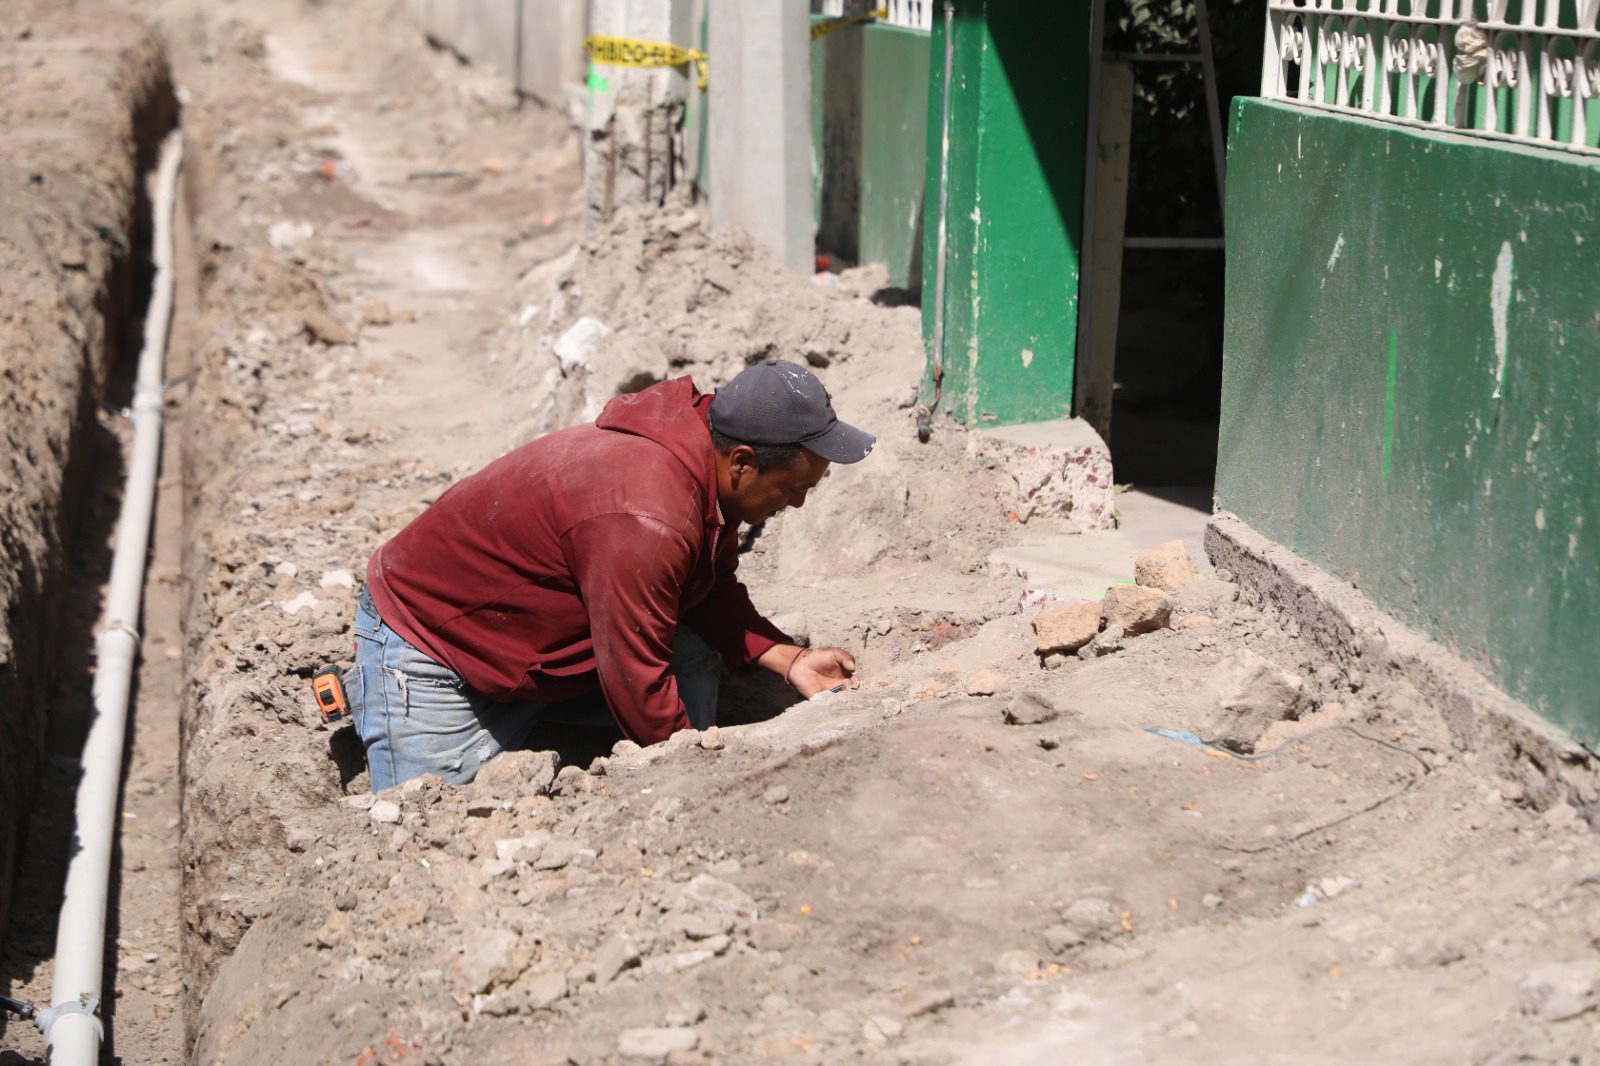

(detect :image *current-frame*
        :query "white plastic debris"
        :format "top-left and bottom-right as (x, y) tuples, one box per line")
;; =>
(553, 316), (610, 375)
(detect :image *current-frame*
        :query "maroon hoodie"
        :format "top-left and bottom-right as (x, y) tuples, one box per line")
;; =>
(365, 377), (791, 745)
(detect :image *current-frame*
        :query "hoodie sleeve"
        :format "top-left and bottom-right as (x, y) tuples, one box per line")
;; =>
(682, 522), (794, 670)
(561, 512), (693, 745)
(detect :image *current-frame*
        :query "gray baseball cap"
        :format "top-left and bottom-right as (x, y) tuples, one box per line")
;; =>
(709, 360), (875, 464)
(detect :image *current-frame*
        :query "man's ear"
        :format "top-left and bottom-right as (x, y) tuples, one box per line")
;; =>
(728, 444), (758, 487)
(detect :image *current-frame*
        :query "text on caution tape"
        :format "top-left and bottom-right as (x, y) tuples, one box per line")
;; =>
(584, 35), (708, 90)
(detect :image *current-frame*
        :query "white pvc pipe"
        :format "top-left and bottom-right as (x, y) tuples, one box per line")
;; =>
(39, 129), (183, 1065)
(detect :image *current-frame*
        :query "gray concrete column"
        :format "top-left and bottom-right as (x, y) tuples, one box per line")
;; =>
(584, 0), (696, 223)
(708, 0), (813, 272)
(518, 0), (590, 108)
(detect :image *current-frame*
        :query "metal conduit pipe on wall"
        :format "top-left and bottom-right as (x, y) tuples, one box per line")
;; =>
(37, 129), (184, 1065)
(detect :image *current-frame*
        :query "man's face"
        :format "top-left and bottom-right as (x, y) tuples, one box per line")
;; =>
(720, 446), (831, 526)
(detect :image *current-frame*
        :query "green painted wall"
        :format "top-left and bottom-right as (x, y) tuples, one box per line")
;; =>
(919, 2), (1090, 426)
(1219, 98), (1600, 741)
(810, 21), (931, 289)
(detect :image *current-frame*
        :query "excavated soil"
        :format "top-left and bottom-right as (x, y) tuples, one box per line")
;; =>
(4, 1), (1600, 1064)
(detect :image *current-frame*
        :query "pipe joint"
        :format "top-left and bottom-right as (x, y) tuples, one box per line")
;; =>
(35, 994), (103, 1044)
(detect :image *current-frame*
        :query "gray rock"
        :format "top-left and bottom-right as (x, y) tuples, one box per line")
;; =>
(1042, 924), (1085, 955)
(458, 927), (522, 994)
(1521, 960), (1600, 1020)
(748, 920), (803, 952)
(594, 934), (641, 985)
(368, 800), (401, 825)
(617, 1027), (699, 1061)
(668, 911), (734, 941)
(681, 874), (759, 923)
(1174, 576), (1238, 616)
(524, 969), (568, 1009)
(994, 949), (1040, 976)
(1077, 624), (1126, 659)
(472, 749), (559, 799)
(1005, 690), (1059, 725)
(764, 785), (791, 805)
(1203, 649), (1306, 753)
(1061, 898), (1123, 941)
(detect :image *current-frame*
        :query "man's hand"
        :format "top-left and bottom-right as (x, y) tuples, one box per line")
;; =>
(760, 643), (860, 699)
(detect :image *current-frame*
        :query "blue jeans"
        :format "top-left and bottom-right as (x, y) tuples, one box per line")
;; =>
(350, 590), (721, 791)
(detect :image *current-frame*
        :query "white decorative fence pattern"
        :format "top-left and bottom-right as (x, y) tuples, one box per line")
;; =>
(885, 0), (934, 32)
(1262, 0), (1600, 154)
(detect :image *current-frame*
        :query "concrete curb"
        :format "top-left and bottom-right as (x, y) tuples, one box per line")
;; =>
(1206, 512), (1597, 817)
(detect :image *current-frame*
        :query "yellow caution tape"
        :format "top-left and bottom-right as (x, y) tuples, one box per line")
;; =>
(584, 35), (708, 91)
(810, 8), (887, 40)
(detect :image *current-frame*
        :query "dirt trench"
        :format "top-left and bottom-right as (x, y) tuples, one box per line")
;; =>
(0, 4), (186, 1061)
(8, 0), (1600, 1064)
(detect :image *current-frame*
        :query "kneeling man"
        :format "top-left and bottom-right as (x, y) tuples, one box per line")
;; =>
(348, 360), (874, 790)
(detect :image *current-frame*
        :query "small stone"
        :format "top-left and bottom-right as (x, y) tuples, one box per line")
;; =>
(1032, 601), (1101, 655)
(1201, 893), (1223, 910)
(473, 749), (560, 799)
(699, 726), (724, 751)
(966, 669), (1009, 696)
(1038, 735), (1061, 751)
(1202, 649), (1306, 753)
(369, 800), (402, 825)
(748, 920), (802, 952)
(669, 911), (734, 941)
(664, 1004), (708, 1027)
(1061, 897), (1122, 941)
(303, 309), (353, 346)
(681, 874), (759, 922)
(1174, 576), (1237, 616)
(1042, 924), (1084, 955)
(1134, 540), (1198, 592)
(458, 928), (523, 994)
(1077, 624), (1126, 659)
(313, 911), (351, 949)
(613, 739), (643, 757)
(764, 785), (790, 806)
(1544, 803), (1581, 830)
(1521, 960), (1600, 1021)
(1317, 876), (1360, 899)
(1005, 690), (1059, 725)
(363, 301), (393, 326)
(594, 934), (641, 985)
(862, 1015), (904, 1043)
(617, 1027), (699, 1061)
(1175, 615), (1212, 631)
(994, 949), (1040, 976)
(1100, 586), (1173, 636)
(535, 839), (592, 871)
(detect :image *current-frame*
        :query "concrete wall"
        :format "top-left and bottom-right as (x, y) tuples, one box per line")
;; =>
(522, 0), (589, 107)
(920, 2), (1091, 427)
(812, 21), (930, 290)
(412, 0), (588, 108)
(709, 0), (814, 272)
(1218, 99), (1600, 742)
